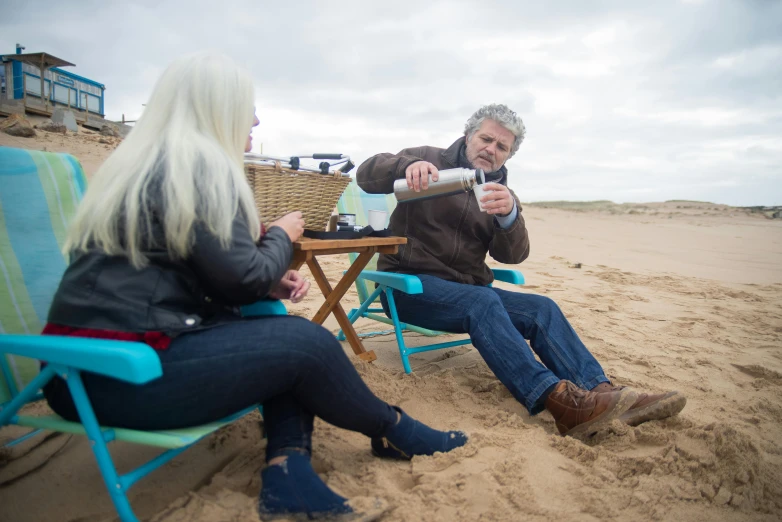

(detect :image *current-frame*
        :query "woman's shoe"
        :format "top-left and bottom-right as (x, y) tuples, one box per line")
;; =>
(259, 452), (352, 518)
(371, 407), (468, 460)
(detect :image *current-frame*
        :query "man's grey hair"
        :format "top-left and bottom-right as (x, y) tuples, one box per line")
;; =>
(464, 104), (526, 159)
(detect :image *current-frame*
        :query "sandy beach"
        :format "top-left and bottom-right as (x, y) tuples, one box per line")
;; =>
(1, 129), (781, 522)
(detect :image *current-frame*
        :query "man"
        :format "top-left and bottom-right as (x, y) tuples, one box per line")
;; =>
(357, 104), (686, 437)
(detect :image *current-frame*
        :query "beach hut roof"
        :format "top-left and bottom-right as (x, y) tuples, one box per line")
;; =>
(1, 52), (75, 69)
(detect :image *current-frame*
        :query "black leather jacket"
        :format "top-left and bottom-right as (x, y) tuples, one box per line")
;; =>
(47, 215), (293, 335)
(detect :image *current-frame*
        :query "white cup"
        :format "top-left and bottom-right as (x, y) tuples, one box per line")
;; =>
(367, 209), (388, 231)
(473, 184), (490, 212)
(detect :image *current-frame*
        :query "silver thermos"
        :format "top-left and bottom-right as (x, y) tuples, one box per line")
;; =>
(393, 168), (485, 203)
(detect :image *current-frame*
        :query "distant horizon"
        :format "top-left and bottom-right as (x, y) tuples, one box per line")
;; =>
(522, 198), (781, 208)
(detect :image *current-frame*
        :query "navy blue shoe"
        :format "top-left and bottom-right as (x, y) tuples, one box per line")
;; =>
(371, 408), (468, 460)
(259, 453), (352, 518)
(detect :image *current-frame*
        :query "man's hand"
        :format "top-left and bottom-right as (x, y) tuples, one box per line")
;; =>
(405, 161), (439, 192)
(269, 212), (305, 242)
(478, 183), (515, 216)
(269, 270), (310, 303)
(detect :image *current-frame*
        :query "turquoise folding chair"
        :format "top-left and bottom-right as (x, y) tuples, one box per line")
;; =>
(336, 182), (525, 374)
(0, 146), (285, 522)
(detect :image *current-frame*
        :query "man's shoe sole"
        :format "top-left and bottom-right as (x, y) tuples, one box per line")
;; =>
(619, 391), (687, 426)
(564, 389), (638, 438)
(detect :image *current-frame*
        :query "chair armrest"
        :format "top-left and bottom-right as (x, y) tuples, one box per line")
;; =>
(491, 269), (525, 285)
(0, 335), (162, 384)
(356, 271), (423, 294)
(241, 299), (287, 317)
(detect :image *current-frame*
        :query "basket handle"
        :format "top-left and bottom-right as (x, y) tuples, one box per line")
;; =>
(339, 160), (355, 174)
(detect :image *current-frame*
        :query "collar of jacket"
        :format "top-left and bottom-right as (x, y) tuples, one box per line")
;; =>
(441, 136), (509, 186)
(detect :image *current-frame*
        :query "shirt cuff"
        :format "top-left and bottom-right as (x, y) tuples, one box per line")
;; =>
(494, 201), (518, 229)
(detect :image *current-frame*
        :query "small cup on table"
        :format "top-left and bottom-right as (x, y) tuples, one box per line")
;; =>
(367, 210), (388, 231)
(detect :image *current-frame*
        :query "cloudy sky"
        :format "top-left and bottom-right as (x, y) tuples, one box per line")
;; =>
(2, 0), (781, 205)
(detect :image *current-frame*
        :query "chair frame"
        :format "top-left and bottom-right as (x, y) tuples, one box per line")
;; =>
(1, 302), (284, 522)
(340, 268), (524, 373)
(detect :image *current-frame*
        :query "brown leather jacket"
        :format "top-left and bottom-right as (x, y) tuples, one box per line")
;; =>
(357, 137), (530, 286)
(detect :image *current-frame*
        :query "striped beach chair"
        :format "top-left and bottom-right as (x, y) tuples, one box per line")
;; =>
(0, 146), (283, 522)
(336, 182), (525, 373)
(0, 147), (85, 404)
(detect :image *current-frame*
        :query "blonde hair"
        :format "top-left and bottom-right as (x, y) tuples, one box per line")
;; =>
(65, 52), (259, 267)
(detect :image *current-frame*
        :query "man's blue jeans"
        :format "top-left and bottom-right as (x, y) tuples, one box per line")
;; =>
(381, 274), (609, 414)
(44, 316), (399, 461)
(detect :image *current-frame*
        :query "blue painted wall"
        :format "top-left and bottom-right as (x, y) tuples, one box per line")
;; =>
(12, 60), (22, 99)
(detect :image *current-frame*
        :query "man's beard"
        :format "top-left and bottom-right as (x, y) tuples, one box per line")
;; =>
(470, 152), (495, 171)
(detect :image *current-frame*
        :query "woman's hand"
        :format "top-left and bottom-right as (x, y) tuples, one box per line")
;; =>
(269, 212), (305, 242)
(269, 270), (310, 303)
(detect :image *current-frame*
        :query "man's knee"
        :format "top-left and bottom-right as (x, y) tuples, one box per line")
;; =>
(525, 294), (562, 317)
(468, 286), (505, 313)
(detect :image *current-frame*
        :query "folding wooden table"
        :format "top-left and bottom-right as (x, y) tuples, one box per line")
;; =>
(289, 236), (407, 362)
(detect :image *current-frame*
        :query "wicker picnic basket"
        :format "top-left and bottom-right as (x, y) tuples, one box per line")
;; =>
(245, 162), (352, 231)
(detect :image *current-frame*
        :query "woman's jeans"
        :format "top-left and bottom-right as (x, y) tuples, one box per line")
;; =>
(381, 274), (608, 414)
(44, 316), (398, 460)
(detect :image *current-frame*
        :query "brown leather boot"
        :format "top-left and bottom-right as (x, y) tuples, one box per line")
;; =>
(544, 380), (638, 437)
(592, 382), (687, 426)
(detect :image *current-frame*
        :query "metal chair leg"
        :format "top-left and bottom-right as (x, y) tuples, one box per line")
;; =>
(62, 367), (139, 522)
(384, 288), (412, 374)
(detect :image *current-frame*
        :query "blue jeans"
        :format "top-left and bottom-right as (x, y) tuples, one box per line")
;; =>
(44, 316), (398, 461)
(380, 274), (608, 414)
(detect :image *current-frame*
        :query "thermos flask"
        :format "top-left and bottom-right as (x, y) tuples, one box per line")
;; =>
(393, 168), (485, 203)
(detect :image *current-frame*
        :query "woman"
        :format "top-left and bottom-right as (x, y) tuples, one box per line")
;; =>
(42, 53), (467, 518)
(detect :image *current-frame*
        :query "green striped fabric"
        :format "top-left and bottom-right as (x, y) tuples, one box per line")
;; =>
(15, 407), (255, 449)
(0, 147), (86, 403)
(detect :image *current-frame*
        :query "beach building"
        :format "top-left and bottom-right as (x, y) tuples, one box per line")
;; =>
(0, 43), (108, 128)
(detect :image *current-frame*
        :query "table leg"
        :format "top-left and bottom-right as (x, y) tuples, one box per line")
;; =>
(306, 253), (377, 362)
(289, 251), (310, 271)
(311, 251), (373, 324)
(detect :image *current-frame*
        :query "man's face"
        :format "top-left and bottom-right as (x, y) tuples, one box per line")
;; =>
(465, 119), (515, 172)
